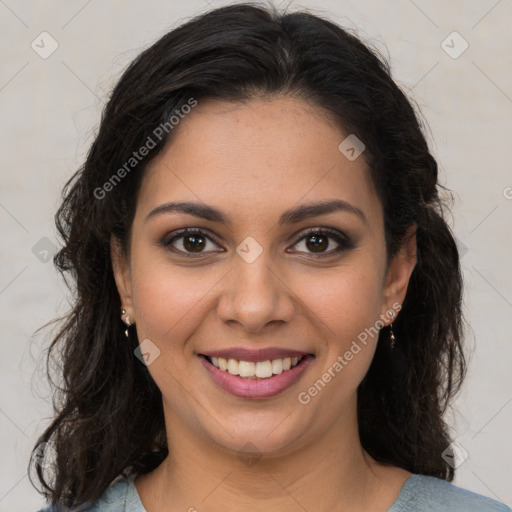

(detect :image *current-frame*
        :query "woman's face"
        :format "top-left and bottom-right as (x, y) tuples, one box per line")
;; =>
(112, 96), (416, 457)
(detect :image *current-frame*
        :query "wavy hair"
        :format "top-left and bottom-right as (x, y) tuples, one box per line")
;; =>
(30, 2), (466, 508)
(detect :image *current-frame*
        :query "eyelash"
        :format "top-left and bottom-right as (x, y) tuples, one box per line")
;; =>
(160, 227), (355, 258)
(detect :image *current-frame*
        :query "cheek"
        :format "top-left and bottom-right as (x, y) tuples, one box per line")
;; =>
(129, 252), (225, 352)
(297, 271), (383, 411)
(297, 260), (383, 376)
(299, 261), (384, 340)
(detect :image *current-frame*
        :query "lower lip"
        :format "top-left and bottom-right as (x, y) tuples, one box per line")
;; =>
(199, 355), (315, 399)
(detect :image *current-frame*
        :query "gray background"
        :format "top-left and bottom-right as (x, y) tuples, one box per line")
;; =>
(0, 0), (511, 510)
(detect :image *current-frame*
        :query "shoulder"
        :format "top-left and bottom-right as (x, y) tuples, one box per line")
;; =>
(389, 474), (511, 512)
(35, 474), (145, 511)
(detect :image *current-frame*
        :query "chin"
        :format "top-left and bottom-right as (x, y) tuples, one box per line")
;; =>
(202, 411), (312, 460)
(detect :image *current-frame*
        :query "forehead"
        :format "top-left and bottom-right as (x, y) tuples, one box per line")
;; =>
(136, 96), (381, 229)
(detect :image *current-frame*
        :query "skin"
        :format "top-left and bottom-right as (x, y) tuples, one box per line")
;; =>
(111, 95), (417, 512)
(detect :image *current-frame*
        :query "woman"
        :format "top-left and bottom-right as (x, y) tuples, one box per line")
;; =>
(32, 3), (510, 511)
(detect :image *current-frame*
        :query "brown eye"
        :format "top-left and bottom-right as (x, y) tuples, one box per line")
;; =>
(162, 229), (222, 255)
(290, 228), (354, 257)
(304, 233), (329, 253)
(182, 233), (206, 252)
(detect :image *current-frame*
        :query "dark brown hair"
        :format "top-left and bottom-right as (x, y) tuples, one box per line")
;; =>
(30, 2), (466, 508)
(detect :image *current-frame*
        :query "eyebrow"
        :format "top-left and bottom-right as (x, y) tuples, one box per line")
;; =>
(144, 199), (367, 226)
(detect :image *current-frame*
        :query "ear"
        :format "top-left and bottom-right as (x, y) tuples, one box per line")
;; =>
(110, 235), (133, 312)
(380, 223), (417, 325)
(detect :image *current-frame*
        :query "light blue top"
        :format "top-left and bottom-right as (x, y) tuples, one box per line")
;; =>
(36, 472), (511, 511)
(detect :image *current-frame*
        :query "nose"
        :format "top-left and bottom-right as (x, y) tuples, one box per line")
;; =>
(216, 251), (295, 334)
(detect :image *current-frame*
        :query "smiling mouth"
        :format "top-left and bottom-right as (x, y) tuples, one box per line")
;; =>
(201, 355), (308, 380)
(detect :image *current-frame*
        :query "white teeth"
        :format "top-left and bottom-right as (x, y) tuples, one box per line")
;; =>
(271, 359), (283, 374)
(238, 361), (255, 378)
(207, 355), (304, 378)
(255, 360), (273, 378)
(227, 358), (239, 375)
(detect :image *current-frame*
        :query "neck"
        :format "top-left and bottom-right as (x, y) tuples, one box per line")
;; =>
(135, 396), (410, 512)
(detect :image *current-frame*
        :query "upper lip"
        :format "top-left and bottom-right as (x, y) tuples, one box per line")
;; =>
(199, 347), (313, 362)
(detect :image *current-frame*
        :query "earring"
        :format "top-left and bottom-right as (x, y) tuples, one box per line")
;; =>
(389, 323), (396, 349)
(121, 308), (133, 338)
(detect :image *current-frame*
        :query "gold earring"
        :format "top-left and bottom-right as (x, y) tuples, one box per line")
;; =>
(121, 308), (133, 338)
(389, 323), (396, 349)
